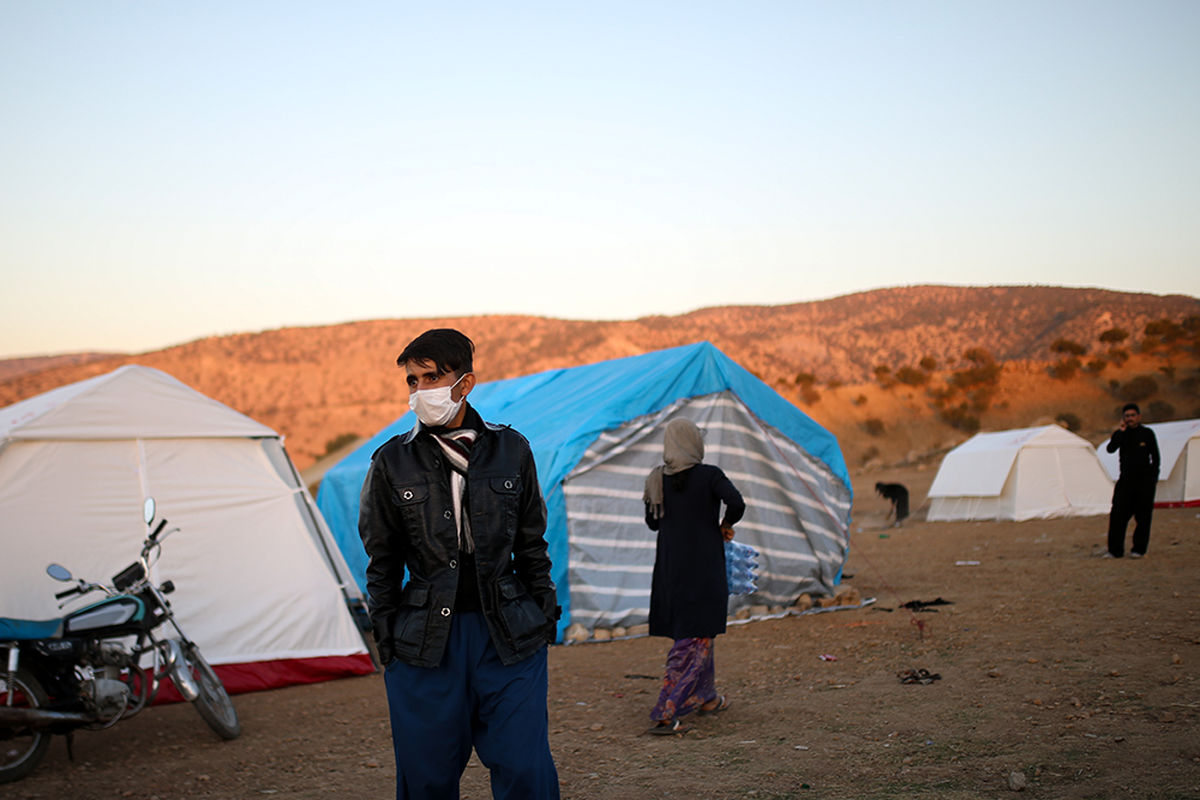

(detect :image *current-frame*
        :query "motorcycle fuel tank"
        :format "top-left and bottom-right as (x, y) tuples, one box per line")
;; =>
(63, 596), (145, 634)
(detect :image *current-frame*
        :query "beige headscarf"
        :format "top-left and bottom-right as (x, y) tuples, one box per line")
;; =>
(643, 418), (705, 520)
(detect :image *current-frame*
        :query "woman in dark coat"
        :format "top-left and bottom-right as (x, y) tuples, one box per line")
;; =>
(643, 418), (745, 734)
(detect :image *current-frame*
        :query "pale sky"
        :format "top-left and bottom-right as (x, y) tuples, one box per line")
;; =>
(2, 1), (1197, 359)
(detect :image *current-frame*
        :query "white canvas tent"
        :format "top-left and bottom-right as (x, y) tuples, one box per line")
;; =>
(1097, 419), (1200, 508)
(927, 425), (1113, 521)
(0, 365), (373, 693)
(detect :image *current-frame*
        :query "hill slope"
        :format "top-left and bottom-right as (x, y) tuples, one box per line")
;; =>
(3, 285), (1198, 470)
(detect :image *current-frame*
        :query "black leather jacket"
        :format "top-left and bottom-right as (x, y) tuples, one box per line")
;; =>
(358, 405), (557, 668)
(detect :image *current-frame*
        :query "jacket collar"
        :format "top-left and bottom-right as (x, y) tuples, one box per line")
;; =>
(401, 403), (489, 445)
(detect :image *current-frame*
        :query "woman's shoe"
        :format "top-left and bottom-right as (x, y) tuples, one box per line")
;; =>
(697, 695), (731, 716)
(648, 719), (688, 735)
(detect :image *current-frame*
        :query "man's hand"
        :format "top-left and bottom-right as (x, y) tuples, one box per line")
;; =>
(542, 602), (561, 644)
(720, 524), (735, 541)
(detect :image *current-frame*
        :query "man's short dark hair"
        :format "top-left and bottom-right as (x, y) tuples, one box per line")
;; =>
(1122, 402), (1141, 414)
(397, 329), (475, 377)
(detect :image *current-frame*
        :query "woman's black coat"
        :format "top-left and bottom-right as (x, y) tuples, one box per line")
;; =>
(645, 464), (745, 640)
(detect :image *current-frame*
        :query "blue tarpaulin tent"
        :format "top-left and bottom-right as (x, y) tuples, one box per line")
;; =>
(317, 342), (852, 640)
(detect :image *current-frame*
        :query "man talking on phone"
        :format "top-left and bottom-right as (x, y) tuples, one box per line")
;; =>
(1104, 402), (1160, 559)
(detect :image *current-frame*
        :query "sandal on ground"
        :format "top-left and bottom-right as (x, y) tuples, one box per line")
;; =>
(648, 719), (688, 736)
(897, 668), (941, 685)
(697, 695), (731, 716)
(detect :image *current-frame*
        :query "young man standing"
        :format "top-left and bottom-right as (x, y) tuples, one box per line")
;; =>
(358, 328), (560, 799)
(1104, 402), (1160, 559)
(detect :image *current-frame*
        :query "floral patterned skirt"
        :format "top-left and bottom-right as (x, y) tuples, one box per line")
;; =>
(650, 637), (717, 722)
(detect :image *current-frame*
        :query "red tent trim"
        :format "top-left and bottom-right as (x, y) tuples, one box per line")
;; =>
(155, 652), (376, 703)
(1155, 499), (1200, 509)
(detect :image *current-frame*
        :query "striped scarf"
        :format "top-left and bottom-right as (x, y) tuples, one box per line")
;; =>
(431, 428), (478, 552)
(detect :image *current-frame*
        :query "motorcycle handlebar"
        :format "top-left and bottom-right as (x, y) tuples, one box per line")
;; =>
(151, 518), (167, 539)
(55, 585), (81, 600)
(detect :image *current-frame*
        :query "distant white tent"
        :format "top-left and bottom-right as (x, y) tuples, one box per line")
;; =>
(927, 425), (1113, 521)
(1097, 419), (1200, 508)
(0, 365), (374, 693)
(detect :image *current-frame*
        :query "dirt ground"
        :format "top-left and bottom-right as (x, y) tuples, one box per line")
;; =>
(10, 466), (1199, 799)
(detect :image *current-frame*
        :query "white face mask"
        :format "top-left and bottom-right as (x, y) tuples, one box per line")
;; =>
(409, 374), (467, 427)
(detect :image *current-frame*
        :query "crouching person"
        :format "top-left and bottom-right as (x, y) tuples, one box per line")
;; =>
(359, 328), (560, 800)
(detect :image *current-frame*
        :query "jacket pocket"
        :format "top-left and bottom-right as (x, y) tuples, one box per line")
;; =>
(391, 482), (430, 537)
(391, 482), (429, 506)
(489, 476), (521, 495)
(487, 476), (521, 537)
(493, 575), (546, 645)
(392, 581), (431, 649)
(392, 483), (429, 507)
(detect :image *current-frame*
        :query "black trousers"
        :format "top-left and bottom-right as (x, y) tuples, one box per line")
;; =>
(1107, 477), (1156, 556)
(893, 489), (910, 522)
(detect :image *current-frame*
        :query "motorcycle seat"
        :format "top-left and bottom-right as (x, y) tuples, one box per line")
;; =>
(0, 617), (63, 640)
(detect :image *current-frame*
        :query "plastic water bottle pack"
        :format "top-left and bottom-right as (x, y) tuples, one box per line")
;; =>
(725, 540), (760, 595)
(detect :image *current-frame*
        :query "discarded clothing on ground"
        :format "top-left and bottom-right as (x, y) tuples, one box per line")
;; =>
(900, 597), (955, 612)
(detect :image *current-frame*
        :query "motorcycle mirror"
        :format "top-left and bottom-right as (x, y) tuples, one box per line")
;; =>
(46, 563), (72, 582)
(143, 497), (156, 525)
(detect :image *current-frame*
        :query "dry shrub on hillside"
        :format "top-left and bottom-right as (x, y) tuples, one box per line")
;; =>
(1050, 338), (1087, 356)
(1056, 411), (1082, 432)
(1049, 357), (1082, 380)
(323, 432), (359, 457)
(894, 366), (929, 386)
(1143, 318), (1186, 350)
(938, 347), (1003, 415)
(939, 403), (981, 434)
(1121, 374), (1159, 402)
(791, 372), (821, 404)
(1140, 316), (1200, 357)
(1098, 326), (1129, 345)
(1147, 400), (1175, 421)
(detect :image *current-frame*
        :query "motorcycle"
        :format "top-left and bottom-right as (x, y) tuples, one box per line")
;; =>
(0, 498), (240, 783)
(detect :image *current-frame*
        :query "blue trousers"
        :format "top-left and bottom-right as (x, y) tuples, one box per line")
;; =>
(382, 612), (560, 800)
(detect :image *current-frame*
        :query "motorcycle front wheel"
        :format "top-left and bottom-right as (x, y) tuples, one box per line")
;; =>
(0, 668), (51, 784)
(174, 643), (241, 740)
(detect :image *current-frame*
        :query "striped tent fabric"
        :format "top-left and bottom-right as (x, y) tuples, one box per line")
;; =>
(564, 391), (850, 630)
(317, 342), (852, 641)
